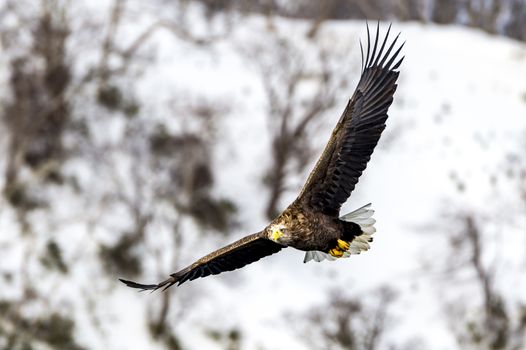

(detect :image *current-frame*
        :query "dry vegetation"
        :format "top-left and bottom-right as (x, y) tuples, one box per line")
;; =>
(0, 0), (525, 349)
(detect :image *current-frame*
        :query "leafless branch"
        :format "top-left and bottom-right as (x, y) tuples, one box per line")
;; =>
(250, 33), (348, 219)
(291, 286), (397, 350)
(434, 213), (525, 350)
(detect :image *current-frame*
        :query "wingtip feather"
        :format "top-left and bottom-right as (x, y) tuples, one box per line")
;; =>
(368, 21), (380, 67)
(362, 24), (404, 73)
(385, 41), (405, 70)
(119, 277), (176, 292)
(119, 278), (158, 291)
(360, 39), (364, 72)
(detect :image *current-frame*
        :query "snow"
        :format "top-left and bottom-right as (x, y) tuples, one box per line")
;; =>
(1, 5), (526, 350)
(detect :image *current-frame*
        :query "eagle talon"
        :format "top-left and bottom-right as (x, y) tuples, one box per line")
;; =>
(329, 248), (344, 257)
(337, 239), (350, 251)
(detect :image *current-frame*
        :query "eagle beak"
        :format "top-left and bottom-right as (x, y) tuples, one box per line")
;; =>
(272, 229), (283, 242)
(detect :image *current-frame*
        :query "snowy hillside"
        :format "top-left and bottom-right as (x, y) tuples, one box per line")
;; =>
(1, 3), (525, 350)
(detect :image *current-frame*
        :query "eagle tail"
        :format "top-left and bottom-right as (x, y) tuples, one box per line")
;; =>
(303, 250), (338, 263)
(340, 203), (376, 255)
(304, 203), (377, 263)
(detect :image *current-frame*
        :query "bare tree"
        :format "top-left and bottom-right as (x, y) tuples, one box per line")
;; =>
(207, 0), (526, 43)
(0, 0), (238, 348)
(505, 0), (526, 41)
(391, 0), (426, 21)
(431, 0), (460, 24)
(429, 213), (526, 350)
(1, 0), (71, 231)
(290, 286), (398, 350)
(247, 30), (351, 219)
(464, 0), (503, 34)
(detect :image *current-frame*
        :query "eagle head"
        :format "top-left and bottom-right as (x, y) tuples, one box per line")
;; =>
(267, 223), (289, 244)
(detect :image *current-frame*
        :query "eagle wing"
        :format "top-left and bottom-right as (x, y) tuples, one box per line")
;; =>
(120, 232), (284, 291)
(297, 23), (404, 216)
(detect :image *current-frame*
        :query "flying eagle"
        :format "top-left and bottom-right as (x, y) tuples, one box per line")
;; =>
(120, 23), (404, 292)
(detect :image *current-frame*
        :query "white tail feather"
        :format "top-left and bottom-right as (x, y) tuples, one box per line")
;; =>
(304, 204), (376, 263)
(303, 250), (337, 263)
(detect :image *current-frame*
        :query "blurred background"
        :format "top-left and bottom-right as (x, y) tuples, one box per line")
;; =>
(0, 0), (525, 349)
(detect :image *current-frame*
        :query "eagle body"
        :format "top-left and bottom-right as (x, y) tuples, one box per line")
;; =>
(120, 23), (404, 292)
(265, 203), (362, 252)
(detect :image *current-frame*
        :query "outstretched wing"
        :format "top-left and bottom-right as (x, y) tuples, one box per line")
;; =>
(120, 232), (284, 291)
(297, 23), (404, 216)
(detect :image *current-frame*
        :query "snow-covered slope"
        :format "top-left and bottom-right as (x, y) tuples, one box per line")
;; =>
(143, 18), (526, 349)
(1, 6), (525, 350)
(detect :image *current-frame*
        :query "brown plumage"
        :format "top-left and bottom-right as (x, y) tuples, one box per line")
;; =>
(120, 23), (403, 292)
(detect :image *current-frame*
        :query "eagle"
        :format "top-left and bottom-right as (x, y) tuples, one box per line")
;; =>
(120, 23), (404, 292)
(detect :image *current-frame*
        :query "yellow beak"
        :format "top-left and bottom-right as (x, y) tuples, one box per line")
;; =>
(272, 229), (282, 242)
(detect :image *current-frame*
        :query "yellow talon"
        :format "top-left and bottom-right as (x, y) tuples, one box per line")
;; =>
(337, 239), (350, 251)
(329, 248), (344, 257)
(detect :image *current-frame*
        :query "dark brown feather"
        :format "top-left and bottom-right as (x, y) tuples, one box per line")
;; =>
(297, 23), (403, 216)
(119, 232), (284, 291)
